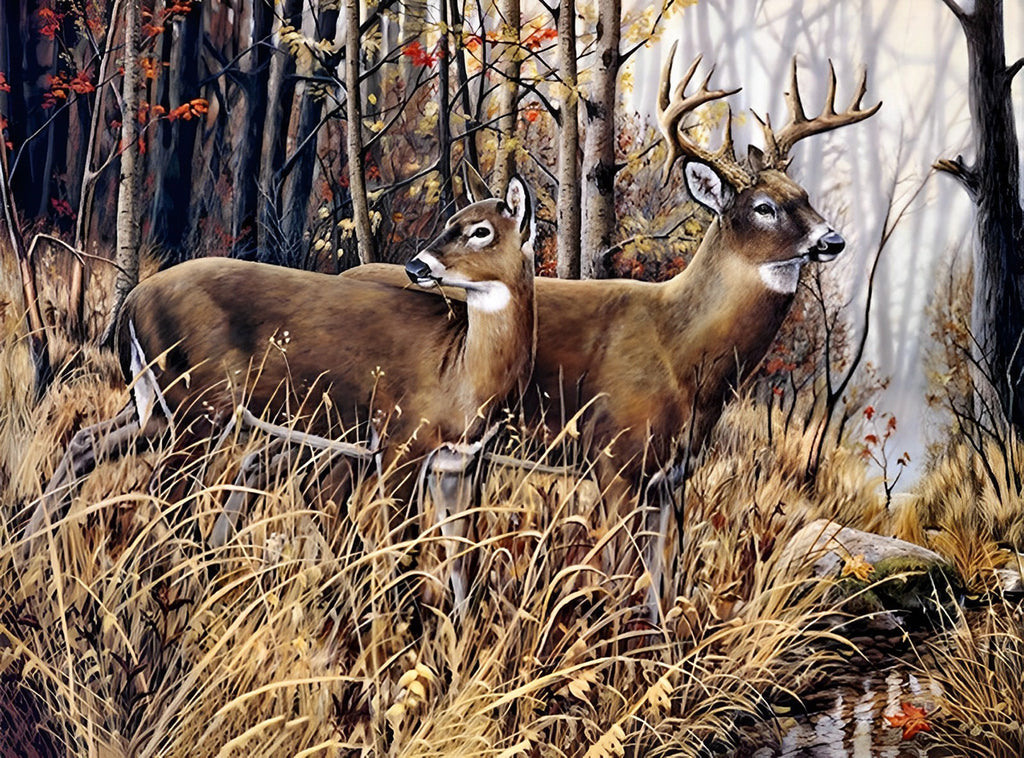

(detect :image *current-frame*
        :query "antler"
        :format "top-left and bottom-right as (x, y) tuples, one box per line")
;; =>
(756, 57), (882, 169)
(657, 42), (750, 189)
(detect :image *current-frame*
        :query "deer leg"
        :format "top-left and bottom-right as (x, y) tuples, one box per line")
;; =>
(209, 405), (378, 548)
(424, 429), (499, 612)
(22, 403), (163, 554)
(209, 437), (287, 548)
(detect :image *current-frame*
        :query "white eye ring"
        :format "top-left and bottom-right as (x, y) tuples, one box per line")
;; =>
(753, 201), (776, 217)
(466, 222), (494, 247)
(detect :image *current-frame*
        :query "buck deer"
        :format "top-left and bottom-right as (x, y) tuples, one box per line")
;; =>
(22, 176), (536, 568)
(344, 48), (880, 611)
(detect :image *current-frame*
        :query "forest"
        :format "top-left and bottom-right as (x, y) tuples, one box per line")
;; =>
(2, 0), (1024, 755)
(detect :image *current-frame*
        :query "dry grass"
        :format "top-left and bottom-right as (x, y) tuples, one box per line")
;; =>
(3, 256), (1024, 757)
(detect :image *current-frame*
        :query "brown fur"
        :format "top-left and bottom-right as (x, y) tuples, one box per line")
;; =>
(345, 169), (836, 488)
(115, 201), (535, 470)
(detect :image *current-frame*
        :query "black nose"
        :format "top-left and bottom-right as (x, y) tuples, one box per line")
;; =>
(811, 231), (845, 261)
(406, 258), (433, 283)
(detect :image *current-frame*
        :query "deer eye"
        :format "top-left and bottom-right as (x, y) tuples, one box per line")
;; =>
(753, 201), (776, 218)
(466, 222), (494, 245)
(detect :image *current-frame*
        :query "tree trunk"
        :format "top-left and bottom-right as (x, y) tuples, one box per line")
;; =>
(580, 0), (619, 279)
(257, 0), (303, 260)
(492, 0), (520, 190)
(101, 0), (141, 346)
(555, 0), (581, 279)
(64, 0), (122, 340)
(281, 0), (340, 266)
(937, 0), (1024, 433)
(147, 0), (202, 263)
(437, 0), (453, 213)
(448, 0), (480, 172)
(345, 0), (375, 263)
(231, 0), (273, 257)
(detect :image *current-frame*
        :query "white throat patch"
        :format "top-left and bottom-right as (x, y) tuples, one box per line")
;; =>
(466, 281), (511, 313)
(758, 259), (805, 294)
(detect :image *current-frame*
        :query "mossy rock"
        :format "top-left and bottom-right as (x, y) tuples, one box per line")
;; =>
(781, 519), (963, 619)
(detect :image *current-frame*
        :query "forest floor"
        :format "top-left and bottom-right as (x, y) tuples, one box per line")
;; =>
(2, 259), (1024, 757)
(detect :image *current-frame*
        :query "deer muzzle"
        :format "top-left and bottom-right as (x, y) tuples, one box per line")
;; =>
(406, 251), (443, 287)
(808, 230), (845, 262)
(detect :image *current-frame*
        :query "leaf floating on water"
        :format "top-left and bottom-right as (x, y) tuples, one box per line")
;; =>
(885, 702), (931, 740)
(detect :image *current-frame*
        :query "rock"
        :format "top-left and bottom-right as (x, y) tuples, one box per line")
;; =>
(780, 519), (962, 619)
(995, 567), (1023, 596)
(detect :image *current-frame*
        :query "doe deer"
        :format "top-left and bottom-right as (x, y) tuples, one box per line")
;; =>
(344, 48), (880, 612)
(22, 177), (536, 568)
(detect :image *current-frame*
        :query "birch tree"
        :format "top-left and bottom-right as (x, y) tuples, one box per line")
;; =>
(101, 0), (141, 346)
(580, 0), (620, 278)
(493, 0), (521, 190)
(556, 0), (581, 278)
(345, 0), (375, 263)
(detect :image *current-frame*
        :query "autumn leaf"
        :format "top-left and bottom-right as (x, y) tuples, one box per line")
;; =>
(401, 40), (439, 68)
(863, 405), (875, 420)
(37, 8), (64, 40)
(841, 553), (875, 582)
(69, 71), (95, 94)
(523, 26), (557, 50)
(885, 702), (931, 740)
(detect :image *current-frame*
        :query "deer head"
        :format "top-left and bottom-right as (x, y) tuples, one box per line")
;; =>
(406, 175), (534, 311)
(657, 43), (880, 294)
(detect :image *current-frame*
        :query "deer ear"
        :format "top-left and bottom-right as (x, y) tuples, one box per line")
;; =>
(504, 175), (535, 252)
(684, 160), (734, 215)
(747, 145), (765, 174)
(464, 163), (493, 203)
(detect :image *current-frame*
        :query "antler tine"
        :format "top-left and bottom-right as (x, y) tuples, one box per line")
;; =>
(784, 56), (808, 125)
(765, 58), (882, 167)
(823, 60), (838, 117)
(657, 47), (748, 188)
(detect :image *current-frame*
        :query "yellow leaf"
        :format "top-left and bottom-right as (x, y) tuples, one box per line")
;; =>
(841, 553), (875, 582)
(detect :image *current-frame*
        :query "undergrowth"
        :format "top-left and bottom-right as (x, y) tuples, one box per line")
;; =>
(2, 253), (1024, 757)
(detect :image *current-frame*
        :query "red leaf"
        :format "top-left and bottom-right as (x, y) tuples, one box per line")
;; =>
(863, 405), (875, 420)
(401, 41), (438, 68)
(523, 27), (558, 50)
(885, 702), (931, 741)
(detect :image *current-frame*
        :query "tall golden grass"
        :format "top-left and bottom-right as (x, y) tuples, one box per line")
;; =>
(2, 253), (1024, 757)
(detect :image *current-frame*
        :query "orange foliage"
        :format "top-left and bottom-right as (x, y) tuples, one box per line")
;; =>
(168, 99), (209, 121)
(523, 27), (558, 50)
(885, 702), (931, 740)
(37, 7), (64, 40)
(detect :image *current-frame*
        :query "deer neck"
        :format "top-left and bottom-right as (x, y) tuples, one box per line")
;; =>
(459, 259), (536, 421)
(660, 219), (796, 387)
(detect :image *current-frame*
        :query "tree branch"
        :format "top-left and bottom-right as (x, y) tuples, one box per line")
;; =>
(1007, 57), (1024, 85)
(934, 153), (980, 198)
(940, 0), (969, 22)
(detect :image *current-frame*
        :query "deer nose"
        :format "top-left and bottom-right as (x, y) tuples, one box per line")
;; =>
(406, 257), (435, 284)
(810, 231), (845, 262)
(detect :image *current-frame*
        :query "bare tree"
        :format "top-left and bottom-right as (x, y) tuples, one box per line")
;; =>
(580, 0), (620, 278)
(257, 0), (303, 257)
(492, 0), (521, 190)
(556, 0), (581, 279)
(345, 0), (375, 263)
(935, 0), (1024, 435)
(102, 0), (141, 346)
